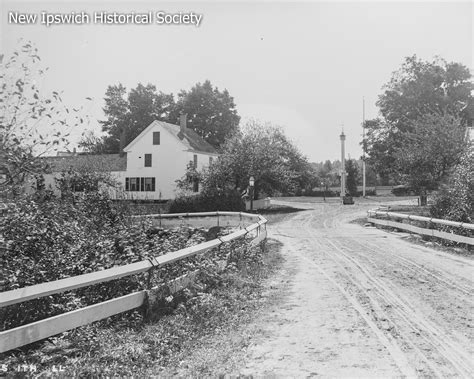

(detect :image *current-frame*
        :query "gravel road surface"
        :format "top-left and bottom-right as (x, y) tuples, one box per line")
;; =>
(240, 198), (473, 378)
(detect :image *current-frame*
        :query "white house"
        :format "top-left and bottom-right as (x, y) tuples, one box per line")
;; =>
(29, 115), (219, 200)
(119, 115), (219, 199)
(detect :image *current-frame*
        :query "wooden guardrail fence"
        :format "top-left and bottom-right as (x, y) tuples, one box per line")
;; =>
(0, 211), (268, 353)
(367, 209), (474, 246)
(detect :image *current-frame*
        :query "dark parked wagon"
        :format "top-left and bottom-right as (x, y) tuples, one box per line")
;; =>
(343, 195), (354, 205)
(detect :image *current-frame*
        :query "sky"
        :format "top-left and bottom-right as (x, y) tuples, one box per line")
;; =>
(1, 0), (472, 162)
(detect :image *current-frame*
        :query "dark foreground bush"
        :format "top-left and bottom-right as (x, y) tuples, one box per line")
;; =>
(168, 190), (245, 213)
(0, 192), (223, 332)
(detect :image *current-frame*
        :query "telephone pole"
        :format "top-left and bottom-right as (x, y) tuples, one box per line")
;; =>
(362, 97), (366, 197)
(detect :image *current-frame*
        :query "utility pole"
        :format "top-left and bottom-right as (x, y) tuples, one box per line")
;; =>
(340, 129), (346, 199)
(362, 97), (366, 197)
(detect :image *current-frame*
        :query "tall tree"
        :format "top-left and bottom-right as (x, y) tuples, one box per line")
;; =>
(175, 80), (240, 148)
(363, 55), (472, 185)
(98, 84), (129, 153)
(363, 118), (395, 185)
(98, 83), (176, 153)
(394, 113), (467, 194)
(378, 56), (472, 130)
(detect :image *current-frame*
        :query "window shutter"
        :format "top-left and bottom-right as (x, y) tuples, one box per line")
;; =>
(193, 154), (198, 169)
(152, 177), (156, 192)
(125, 177), (129, 191)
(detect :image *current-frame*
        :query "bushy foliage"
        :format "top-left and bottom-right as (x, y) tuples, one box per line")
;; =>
(363, 55), (472, 187)
(175, 80), (241, 148)
(430, 147), (474, 222)
(0, 185), (240, 332)
(394, 113), (467, 193)
(96, 83), (177, 153)
(345, 159), (359, 196)
(200, 121), (315, 199)
(305, 189), (340, 197)
(168, 190), (245, 213)
(1, 194), (141, 330)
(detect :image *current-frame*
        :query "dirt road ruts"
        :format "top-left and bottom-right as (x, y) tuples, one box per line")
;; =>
(240, 198), (473, 378)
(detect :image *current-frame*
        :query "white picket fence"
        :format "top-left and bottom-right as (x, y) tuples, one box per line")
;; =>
(367, 209), (474, 245)
(0, 211), (268, 353)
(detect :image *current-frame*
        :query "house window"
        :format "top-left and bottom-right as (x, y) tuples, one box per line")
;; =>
(193, 154), (198, 169)
(153, 132), (160, 145)
(129, 177), (138, 191)
(145, 177), (155, 191)
(125, 177), (155, 191)
(144, 154), (152, 167)
(209, 156), (213, 165)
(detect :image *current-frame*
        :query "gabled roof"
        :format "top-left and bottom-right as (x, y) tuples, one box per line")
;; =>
(41, 154), (127, 173)
(123, 120), (218, 155)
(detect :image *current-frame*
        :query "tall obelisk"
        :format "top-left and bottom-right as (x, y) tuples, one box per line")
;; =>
(340, 130), (346, 198)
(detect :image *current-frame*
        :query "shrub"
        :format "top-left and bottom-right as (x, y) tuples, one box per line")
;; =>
(430, 147), (473, 223)
(305, 189), (340, 197)
(0, 194), (150, 330)
(391, 185), (415, 196)
(168, 190), (245, 213)
(0, 185), (245, 334)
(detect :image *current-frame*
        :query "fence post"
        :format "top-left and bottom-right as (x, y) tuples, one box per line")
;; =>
(146, 258), (159, 290)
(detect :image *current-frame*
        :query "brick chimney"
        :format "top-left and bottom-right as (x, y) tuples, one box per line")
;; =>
(180, 113), (187, 134)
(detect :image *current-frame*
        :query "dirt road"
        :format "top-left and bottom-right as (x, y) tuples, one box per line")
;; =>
(240, 198), (473, 378)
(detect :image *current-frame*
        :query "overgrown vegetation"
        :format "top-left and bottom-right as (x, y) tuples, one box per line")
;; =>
(180, 121), (316, 200)
(430, 146), (473, 223)
(1, 227), (281, 376)
(0, 159), (279, 375)
(363, 55), (472, 193)
(169, 190), (245, 213)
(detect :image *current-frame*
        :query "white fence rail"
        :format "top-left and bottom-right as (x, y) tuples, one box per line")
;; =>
(0, 211), (268, 353)
(367, 209), (474, 245)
